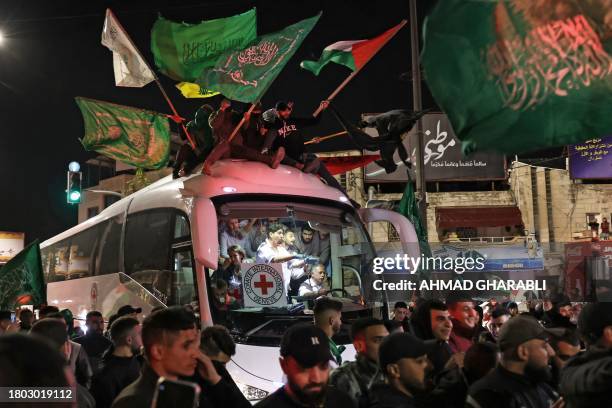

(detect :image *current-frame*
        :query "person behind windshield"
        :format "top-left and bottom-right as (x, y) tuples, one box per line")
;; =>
(216, 245), (245, 303)
(284, 230), (300, 253)
(295, 225), (321, 257)
(299, 264), (329, 298)
(256, 223), (306, 295)
(219, 218), (255, 262)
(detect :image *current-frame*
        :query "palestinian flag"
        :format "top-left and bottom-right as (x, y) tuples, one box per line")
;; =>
(300, 20), (406, 76)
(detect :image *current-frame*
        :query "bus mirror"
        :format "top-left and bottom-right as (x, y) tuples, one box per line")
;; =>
(357, 208), (421, 260)
(191, 198), (219, 269)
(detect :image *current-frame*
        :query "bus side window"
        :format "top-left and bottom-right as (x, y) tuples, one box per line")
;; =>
(41, 239), (70, 283)
(172, 248), (196, 307)
(174, 214), (190, 239)
(97, 216), (123, 276)
(124, 210), (173, 275)
(124, 210), (173, 303)
(68, 225), (99, 279)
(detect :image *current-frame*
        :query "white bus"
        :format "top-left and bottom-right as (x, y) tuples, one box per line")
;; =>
(40, 159), (418, 402)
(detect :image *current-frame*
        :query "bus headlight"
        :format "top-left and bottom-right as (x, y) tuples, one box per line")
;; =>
(235, 381), (269, 402)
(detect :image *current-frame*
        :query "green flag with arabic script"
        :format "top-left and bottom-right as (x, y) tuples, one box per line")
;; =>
(76, 97), (170, 169)
(197, 13), (321, 103)
(0, 240), (45, 309)
(422, 0), (612, 155)
(151, 9), (257, 82)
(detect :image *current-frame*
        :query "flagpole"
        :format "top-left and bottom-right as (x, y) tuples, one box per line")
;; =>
(408, 0), (427, 224)
(303, 130), (348, 145)
(312, 19), (407, 117)
(107, 9), (196, 150)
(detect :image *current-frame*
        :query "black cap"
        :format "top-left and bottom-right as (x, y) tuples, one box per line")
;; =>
(280, 324), (332, 368)
(497, 315), (564, 351)
(117, 305), (142, 316)
(379, 332), (428, 372)
(578, 302), (612, 343)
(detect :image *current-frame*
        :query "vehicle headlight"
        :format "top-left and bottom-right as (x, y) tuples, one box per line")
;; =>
(235, 382), (269, 402)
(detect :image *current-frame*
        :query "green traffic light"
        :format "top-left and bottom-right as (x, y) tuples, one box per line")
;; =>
(69, 191), (81, 203)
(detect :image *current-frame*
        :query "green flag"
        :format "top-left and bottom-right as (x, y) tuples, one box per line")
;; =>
(0, 240), (45, 309)
(150, 9), (257, 82)
(422, 1), (612, 155)
(76, 97), (171, 169)
(396, 182), (431, 267)
(197, 13), (321, 103)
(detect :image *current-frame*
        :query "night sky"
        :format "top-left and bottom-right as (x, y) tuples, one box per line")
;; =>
(0, 0), (439, 243)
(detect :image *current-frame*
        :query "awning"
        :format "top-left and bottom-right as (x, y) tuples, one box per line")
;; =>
(436, 206), (523, 228)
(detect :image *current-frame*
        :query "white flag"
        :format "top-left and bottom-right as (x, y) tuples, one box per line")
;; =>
(101, 9), (155, 88)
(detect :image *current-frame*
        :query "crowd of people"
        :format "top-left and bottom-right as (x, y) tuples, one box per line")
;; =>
(1, 294), (611, 408)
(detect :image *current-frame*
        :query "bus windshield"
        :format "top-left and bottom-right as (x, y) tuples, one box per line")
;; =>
(209, 199), (383, 346)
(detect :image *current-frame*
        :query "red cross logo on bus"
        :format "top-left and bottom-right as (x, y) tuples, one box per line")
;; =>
(254, 274), (274, 295)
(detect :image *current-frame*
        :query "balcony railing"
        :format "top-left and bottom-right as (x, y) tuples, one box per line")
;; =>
(442, 236), (529, 244)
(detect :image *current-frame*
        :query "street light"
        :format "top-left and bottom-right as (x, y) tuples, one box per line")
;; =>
(0, 30), (5, 46)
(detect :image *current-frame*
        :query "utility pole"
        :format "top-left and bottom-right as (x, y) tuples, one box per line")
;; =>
(409, 0), (427, 222)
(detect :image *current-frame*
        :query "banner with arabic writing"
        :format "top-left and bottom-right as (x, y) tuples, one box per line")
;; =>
(422, 0), (612, 155)
(569, 135), (612, 179)
(364, 113), (506, 182)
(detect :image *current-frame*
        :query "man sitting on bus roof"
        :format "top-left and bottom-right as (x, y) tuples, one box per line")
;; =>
(203, 99), (285, 175)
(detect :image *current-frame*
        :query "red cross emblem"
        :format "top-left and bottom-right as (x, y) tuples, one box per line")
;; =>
(253, 274), (274, 295)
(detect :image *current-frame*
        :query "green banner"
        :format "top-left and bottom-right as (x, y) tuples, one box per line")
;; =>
(76, 97), (170, 169)
(198, 13), (321, 103)
(422, 0), (612, 155)
(0, 240), (45, 309)
(151, 9), (257, 82)
(396, 181), (431, 275)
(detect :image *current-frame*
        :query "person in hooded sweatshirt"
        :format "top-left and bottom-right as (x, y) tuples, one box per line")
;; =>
(410, 299), (454, 376)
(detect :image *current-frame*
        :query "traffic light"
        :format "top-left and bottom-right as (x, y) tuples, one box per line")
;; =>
(67, 171), (82, 204)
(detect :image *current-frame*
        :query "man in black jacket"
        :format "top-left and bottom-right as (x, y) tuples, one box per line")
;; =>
(255, 324), (355, 408)
(560, 302), (612, 408)
(91, 317), (143, 408)
(368, 332), (430, 408)
(111, 307), (246, 408)
(425, 342), (498, 408)
(74, 311), (112, 375)
(410, 299), (454, 376)
(467, 315), (563, 408)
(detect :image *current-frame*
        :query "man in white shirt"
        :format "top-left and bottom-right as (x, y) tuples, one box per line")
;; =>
(256, 222), (306, 294)
(299, 264), (329, 298)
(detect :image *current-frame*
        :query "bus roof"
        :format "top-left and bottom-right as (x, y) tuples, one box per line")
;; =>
(41, 159), (351, 248)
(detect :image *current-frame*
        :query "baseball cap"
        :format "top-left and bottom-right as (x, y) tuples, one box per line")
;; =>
(379, 332), (429, 372)
(497, 315), (564, 351)
(280, 323), (332, 368)
(117, 305), (142, 317)
(578, 302), (612, 343)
